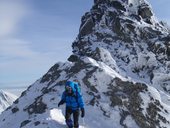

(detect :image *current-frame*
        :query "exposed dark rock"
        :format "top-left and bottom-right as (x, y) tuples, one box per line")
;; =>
(5, 106), (12, 111)
(120, 110), (130, 128)
(24, 97), (47, 115)
(110, 1), (126, 11)
(13, 99), (19, 104)
(105, 78), (170, 127)
(11, 107), (19, 113)
(20, 120), (31, 128)
(68, 54), (79, 62)
(67, 59), (88, 77)
(160, 35), (170, 42)
(138, 4), (153, 19)
(111, 17), (122, 35)
(34, 121), (40, 126)
(83, 67), (99, 93)
(146, 101), (170, 127)
(20, 90), (27, 97)
(79, 16), (95, 36)
(89, 97), (96, 106)
(91, 47), (103, 61)
(91, 6), (104, 22)
(94, 0), (105, 5)
(40, 63), (62, 84)
(105, 78), (167, 127)
(130, 14), (141, 21)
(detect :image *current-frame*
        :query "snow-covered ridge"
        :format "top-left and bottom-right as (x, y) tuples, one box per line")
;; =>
(0, 56), (170, 128)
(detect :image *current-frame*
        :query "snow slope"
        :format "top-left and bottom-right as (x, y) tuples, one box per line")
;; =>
(0, 0), (170, 128)
(0, 57), (170, 128)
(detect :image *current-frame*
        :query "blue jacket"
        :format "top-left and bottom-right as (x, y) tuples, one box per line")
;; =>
(60, 81), (84, 110)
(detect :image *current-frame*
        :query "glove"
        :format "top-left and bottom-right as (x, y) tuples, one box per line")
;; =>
(58, 100), (65, 107)
(81, 108), (85, 118)
(58, 102), (61, 107)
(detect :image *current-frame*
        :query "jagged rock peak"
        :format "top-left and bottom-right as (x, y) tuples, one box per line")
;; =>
(71, 0), (170, 94)
(72, 0), (168, 58)
(93, 0), (153, 16)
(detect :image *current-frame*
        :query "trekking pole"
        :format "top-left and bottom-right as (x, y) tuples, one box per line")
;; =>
(82, 118), (85, 128)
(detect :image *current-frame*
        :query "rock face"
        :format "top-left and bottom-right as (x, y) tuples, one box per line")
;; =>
(0, 0), (170, 128)
(73, 0), (170, 93)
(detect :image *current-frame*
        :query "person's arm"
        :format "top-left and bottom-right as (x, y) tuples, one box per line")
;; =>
(78, 93), (85, 117)
(78, 93), (84, 108)
(58, 92), (66, 107)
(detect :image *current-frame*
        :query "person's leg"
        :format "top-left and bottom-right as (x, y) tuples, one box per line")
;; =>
(73, 109), (80, 128)
(65, 108), (73, 128)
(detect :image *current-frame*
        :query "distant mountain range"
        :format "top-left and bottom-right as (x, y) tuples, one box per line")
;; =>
(0, 87), (27, 97)
(0, 90), (18, 114)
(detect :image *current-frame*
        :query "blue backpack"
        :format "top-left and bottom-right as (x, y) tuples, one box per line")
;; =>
(74, 82), (81, 94)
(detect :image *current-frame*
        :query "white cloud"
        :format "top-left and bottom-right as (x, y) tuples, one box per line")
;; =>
(0, 38), (69, 86)
(0, 39), (38, 58)
(0, 0), (37, 88)
(0, 38), (70, 60)
(0, 0), (72, 88)
(0, 0), (29, 37)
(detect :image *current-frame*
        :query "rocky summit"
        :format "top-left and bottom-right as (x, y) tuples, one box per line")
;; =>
(0, 0), (170, 128)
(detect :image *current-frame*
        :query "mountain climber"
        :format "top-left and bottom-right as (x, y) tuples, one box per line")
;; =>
(58, 81), (85, 128)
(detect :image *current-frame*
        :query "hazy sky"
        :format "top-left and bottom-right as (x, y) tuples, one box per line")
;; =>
(0, 0), (170, 88)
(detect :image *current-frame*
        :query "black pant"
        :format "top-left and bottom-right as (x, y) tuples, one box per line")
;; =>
(65, 107), (79, 128)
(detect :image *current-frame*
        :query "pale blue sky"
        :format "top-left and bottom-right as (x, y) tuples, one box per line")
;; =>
(0, 0), (170, 88)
